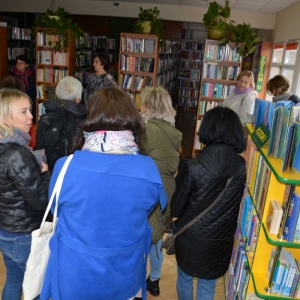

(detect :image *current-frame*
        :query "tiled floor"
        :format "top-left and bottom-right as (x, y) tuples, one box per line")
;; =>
(0, 250), (225, 299)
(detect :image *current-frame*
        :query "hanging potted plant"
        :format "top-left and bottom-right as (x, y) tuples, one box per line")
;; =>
(202, 0), (231, 40)
(133, 7), (166, 47)
(31, 7), (84, 50)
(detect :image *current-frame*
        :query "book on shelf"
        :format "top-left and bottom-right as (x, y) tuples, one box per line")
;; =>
(267, 105), (290, 159)
(283, 191), (300, 242)
(282, 122), (300, 172)
(266, 199), (283, 235)
(252, 98), (275, 130)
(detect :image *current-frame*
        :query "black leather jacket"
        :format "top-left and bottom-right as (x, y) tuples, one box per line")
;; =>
(0, 143), (50, 233)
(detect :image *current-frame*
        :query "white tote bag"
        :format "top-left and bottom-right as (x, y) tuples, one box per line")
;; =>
(22, 154), (73, 300)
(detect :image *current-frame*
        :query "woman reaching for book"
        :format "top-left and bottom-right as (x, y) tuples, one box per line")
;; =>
(85, 53), (119, 105)
(222, 70), (257, 123)
(171, 106), (246, 300)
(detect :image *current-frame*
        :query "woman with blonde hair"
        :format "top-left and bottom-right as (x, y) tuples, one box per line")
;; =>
(0, 88), (50, 300)
(222, 70), (258, 123)
(140, 86), (182, 297)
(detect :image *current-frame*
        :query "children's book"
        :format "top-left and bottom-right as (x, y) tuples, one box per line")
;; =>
(252, 98), (275, 130)
(282, 123), (300, 172)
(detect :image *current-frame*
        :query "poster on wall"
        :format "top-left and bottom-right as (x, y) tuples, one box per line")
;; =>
(256, 56), (266, 93)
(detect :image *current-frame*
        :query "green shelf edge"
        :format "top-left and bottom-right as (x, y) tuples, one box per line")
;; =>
(252, 273), (296, 300)
(261, 223), (300, 248)
(245, 124), (300, 185)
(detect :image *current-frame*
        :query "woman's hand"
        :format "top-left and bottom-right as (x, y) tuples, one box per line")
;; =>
(40, 161), (49, 172)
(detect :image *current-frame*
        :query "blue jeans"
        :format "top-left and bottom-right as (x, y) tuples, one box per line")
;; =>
(0, 233), (31, 300)
(177, 265), (217, 300)
(149, 239), (163, 281)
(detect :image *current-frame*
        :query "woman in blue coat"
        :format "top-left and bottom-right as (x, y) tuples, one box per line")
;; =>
(41, 87), (167, 300)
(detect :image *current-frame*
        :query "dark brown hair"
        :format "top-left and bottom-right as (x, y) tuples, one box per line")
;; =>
(71, 87), (146, 152)
(0, 76), (25, 92)
(94, 53), (110, 72)
(267, 75), (290, 96)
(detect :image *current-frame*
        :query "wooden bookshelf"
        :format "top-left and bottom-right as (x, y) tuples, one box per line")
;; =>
(0, 25), (8, 80)
(35, 28), (75, 119)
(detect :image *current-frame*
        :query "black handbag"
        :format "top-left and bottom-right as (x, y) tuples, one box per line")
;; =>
(161, 177), (232, 255)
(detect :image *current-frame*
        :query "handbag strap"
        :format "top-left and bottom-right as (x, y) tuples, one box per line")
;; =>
(173, 176), (233, 238)
(39, 154), (74, 236)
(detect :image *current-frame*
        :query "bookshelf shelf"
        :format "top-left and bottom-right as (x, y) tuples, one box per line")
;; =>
(192, 39), (243, 157)
(227, 123), (300, 300)
(246, 124), (300, 184)
(35, 28), (75, 120)
(118, 32), (159, 109)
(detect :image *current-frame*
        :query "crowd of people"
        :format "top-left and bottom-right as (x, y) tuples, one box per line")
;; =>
(1, 54), (298, 300)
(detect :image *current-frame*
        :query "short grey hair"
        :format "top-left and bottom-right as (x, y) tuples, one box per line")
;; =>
(140, 86), (176, 125)
(56, 76), (83, 101)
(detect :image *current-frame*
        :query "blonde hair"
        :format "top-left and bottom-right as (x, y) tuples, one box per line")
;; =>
(140, 86), (176, 125)
(0, 88), (30, 138)
(237, 70), (255, 89)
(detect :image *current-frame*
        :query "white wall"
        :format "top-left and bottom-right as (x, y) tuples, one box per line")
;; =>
(0, 0), (275, 30)
(274, 1), (300, 43)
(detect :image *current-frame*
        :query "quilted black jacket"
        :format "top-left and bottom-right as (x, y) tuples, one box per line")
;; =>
(171, 144), (246, 279)
(0, 143), (50, 233)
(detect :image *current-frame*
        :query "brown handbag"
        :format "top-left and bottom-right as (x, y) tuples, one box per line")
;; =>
(161, 177), (233, 255)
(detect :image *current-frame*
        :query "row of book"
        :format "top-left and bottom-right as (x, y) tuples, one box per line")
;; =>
(245, 137), (271, 218)
(205, 44), (241, 62)
(157, 70), (177, 87)
(180, 50), (204, 61)
(36, 31), (64, 48)
(37, 50), (68, 65)
(180, 60), (202, 70)
(267, 248), (300, 297)
(252, 98), (300, 172)
(201, 82), (235, 99)
(225, 228), (250, 300)
(126, 92), (142, 109)
(121, 37), (156, 54)
(157, 56), (177, 74)
(198, 100), (221, 115)
(8, 47), (30, 61)
(203, 63), (240, 81)
(158, 40), (180, 54)
(120, 55), (155, 73)
(178, 98), (198, 109)
(177, 88), (199, 98)
(120, 74), (153, 90)
(75, 50), (92, 67)
(181, 40), (204, 51)
(37, 84), (56, 100)
(76, 34), (116, 50)
(7, 26), (31, 40)
(75, 70), (91, 85)
(178, 78), (200, 89)
(36, 68), (68, 83)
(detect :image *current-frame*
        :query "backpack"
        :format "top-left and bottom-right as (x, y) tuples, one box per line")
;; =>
(35, 111), (77, 170)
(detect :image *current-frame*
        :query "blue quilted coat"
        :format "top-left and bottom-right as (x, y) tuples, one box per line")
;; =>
(171, 144), (246, 279)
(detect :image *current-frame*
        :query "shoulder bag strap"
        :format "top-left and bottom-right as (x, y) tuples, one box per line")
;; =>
(173, 176), (233, 238)
(39, 154), (74, 236)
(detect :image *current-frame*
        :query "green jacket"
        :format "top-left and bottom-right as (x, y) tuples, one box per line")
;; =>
(143, 118), (182, 244)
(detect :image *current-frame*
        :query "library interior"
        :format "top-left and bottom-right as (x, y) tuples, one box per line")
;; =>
(1, 0), (300, 299)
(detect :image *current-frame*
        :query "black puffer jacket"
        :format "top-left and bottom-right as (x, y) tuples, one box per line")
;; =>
(171, 144), (246, 279)
(0, 143), (50, 233)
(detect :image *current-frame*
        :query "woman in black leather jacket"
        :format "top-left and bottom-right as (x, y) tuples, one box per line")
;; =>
(171, 107), (247, 300)
(0, 89), (50, 300)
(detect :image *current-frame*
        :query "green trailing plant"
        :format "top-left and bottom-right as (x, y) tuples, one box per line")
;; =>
(31, 7), (84, 50)
(133, 7), (166, 48)
(202, 0), (231, 31)
(231, 23), (260, 57)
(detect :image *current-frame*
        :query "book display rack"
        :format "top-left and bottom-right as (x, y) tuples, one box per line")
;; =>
(192, 39), (243, 157)
(225, 124), (300, 300)
(35, 28), (75, 119)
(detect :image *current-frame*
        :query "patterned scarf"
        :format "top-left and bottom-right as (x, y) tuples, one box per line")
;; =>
(0, 128), (45, 165)
(12, 68), (33, 89)
(82, 130), (139, 154)
(234, 86), (253, 95)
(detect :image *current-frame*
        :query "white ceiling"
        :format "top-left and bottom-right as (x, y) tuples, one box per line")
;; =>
(95, 0), (299, 14)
